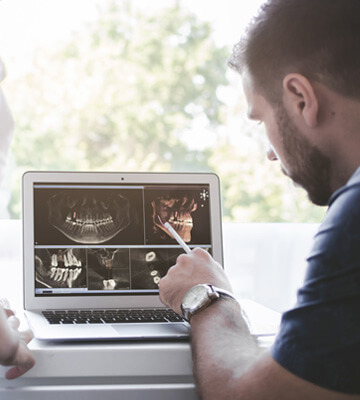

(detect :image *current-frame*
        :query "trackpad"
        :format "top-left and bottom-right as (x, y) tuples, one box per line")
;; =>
(112, 323), (190, 339)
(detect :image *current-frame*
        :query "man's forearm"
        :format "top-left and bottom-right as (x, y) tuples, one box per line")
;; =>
(189, 298), (265, 399)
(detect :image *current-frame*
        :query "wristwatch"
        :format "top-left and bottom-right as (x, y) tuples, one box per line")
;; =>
(181, 284), (237, 322)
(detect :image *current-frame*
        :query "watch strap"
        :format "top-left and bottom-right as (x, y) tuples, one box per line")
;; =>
(210, 285), (237, 302)
(182, 284), (238, 322)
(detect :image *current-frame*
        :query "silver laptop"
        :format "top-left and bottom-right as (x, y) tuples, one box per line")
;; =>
(23, 171), (223, 341)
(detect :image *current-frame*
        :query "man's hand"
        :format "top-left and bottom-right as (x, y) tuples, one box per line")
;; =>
(159, 247), (233, 315)
(0, 304), (35, 380)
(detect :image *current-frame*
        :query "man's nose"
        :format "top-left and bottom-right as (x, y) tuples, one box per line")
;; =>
(267, 147), (278, 161)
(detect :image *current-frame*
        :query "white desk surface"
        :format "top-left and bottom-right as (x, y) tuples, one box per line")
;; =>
(0, 220), (279, 399)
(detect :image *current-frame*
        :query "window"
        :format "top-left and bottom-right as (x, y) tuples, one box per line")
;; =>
(0, 0), (324, 311)
(0, 0), (325, 223)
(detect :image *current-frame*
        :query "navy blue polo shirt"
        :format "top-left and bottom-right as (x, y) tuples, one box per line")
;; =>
(271, 166), (360, 394)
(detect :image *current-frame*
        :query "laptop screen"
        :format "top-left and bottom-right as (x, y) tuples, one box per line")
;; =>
(33, 182), (212, 297)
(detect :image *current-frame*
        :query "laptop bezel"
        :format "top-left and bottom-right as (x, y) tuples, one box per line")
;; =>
(23, 171), (223, 311)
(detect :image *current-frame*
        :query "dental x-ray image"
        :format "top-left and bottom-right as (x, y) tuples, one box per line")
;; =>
(34, 187), (144, 246)
(130, 248), (184, 290)
(87, 248), (130, 290)
(144, 188), (211, 245)
(35, 248), (87, 289)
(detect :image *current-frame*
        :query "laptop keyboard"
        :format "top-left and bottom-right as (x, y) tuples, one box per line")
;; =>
(42, 309), (185, 325)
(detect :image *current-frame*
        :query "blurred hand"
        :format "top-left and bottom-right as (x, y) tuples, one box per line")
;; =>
(0, 298), (14, 317)
(0, 303), (35, 379)
(159, 247), (233, 315)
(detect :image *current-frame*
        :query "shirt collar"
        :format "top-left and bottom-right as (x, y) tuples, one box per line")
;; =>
(328, 164), (360, 206)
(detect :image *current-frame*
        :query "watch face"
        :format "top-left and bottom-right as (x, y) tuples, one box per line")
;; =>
(182, 285), (209, 309)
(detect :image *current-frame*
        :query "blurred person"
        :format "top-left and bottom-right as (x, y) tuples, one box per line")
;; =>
(0, 58), (13, 186)
(0, 299), (34, 379)
(159, 1), (360, 399)
(0, 59), (35, 379)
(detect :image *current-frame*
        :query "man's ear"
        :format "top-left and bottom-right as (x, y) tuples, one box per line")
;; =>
(282, 73), (319, 128)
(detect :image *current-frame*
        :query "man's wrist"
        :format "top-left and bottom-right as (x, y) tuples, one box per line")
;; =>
(189, 294), (242, 326)
(181, 284), (239, 322)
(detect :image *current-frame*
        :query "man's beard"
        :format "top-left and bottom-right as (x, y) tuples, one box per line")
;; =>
(275, 105), (333, 206)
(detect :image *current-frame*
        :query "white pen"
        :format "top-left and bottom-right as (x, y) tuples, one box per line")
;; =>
(158, 216), (191, 254)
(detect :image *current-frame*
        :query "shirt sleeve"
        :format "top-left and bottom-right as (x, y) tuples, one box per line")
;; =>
(271, 183), (360, 394)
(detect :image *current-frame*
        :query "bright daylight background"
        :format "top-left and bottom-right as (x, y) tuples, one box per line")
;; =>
(0, 0), (326, 311)
(0, 0), (326, 223)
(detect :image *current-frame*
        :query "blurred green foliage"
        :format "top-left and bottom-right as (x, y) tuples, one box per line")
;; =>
(6, 0), (326, 222)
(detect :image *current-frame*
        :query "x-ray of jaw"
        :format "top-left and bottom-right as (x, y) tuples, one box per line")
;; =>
(87, 248), (130, 291)
(130, 248), (184, 289)
(35, 248), (86, 289)
(144, 250), (162, 287)
(47, 191), (131, 244)
(151, 193), (197, 243)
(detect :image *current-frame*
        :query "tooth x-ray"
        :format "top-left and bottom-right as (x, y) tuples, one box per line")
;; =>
(34, 188), (144, 246)
(35, 248), (87, 289)
(48, 192), (130, 244)
(33, 183), (212, 296)
(87, 248), (130, 290)
(130, 248), (184, 289)
(145, 189), (211, 245)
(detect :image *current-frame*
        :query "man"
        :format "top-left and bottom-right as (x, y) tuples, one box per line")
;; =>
(159, 0), (360, 398)
(0, 58), (35, 379)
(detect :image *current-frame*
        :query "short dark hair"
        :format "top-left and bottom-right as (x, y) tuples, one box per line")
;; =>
(228, 0), (360, 103)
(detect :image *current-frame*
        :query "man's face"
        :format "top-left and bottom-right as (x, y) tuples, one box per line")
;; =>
(273, 103), (332, 205)
(242, 70), (332, 206)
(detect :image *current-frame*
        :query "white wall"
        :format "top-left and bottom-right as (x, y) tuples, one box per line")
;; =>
(223, 223), (319, 312)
